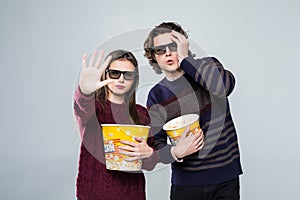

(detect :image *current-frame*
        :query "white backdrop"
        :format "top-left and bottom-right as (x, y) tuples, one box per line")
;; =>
(1, 0), (299, 199)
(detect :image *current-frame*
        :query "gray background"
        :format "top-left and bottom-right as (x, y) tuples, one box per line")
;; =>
(1, 0), (299, 199)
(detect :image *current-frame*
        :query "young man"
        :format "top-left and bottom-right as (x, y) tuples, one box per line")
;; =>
(144, 22), (243, 200)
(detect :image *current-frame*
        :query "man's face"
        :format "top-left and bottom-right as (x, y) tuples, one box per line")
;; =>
(153, 33), (179, 73)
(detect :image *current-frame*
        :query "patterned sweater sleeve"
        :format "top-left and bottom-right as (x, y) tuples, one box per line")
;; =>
(146, 92), (176, 164)
(180, 56), (236, 97)
(73, 86), (96, 139)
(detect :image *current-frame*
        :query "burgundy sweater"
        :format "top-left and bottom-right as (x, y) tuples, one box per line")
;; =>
(73, 87), (154, 200)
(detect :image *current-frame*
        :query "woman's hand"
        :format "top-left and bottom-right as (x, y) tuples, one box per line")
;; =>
(79, 50), (113, 95)
(171, 127), (204, 161)
(119, 137), (154, 161)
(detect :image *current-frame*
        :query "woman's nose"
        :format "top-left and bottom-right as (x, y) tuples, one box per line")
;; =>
(118, 74), (125, 82)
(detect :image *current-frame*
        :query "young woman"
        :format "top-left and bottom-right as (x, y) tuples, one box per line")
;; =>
(74, 49), (156, 200)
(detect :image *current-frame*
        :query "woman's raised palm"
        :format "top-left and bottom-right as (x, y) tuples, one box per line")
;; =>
(79, 50), (113, 95)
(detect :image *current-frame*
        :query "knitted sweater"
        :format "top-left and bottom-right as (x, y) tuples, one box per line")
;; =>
(74, 87), (153, 200)
(147, 56), (243, 185)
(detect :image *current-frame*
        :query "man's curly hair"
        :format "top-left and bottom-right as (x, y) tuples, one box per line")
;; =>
(144, 22), (193, 74)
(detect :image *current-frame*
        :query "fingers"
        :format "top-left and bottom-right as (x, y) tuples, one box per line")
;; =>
(194, 133), (204, 147)
(192, 128), (204, 142)
(121, 149), (152, 161)
(84, 50), (107, 70)
(94, 50), (104, 69)
(197, 128), (203, 135)
(173, 129), (205, 158)
(186, 129), (204, 153)
(118, 144), (139, 161)
(197, 141), (205, 151)
(170, 30), (189, 62)
(88, 50), (98, 68)
(119, 139), (152, 160)
(120, 140), (137, 147)
(82, 53), (87, 68)
(133, 136), (146, 143)
(119, 145), (136, 152)
(180, 126), (190, 138)
(99, 55), (112, 74)
(119, 146), (141, 161)
(171, 30), (187, 43)
(95, 79), (114, 90)
(192, 130), (204, 152)
(170, 33), (180, 44)
(119, 139), (148, 149)
(123, 156), (139, 162)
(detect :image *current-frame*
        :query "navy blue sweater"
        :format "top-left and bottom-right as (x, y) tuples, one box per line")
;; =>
(147, 56), (243, 185)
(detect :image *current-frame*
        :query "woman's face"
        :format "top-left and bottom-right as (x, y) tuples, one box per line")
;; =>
(106, 59), (136, 100)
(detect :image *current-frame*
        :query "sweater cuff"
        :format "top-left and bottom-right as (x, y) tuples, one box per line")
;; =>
(75, 86), (95, 101)
(78, 86), (95, 97)
(142, 150), (159, 171)
(158, 145), (177, 164)
(180, 56), (196, 71)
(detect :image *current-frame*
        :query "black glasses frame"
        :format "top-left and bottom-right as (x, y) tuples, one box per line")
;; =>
(151, 42), (177, 55)
(105, 69), (136, 80)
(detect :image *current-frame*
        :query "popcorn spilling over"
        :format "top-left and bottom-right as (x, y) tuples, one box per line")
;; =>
(165, 117), (187, 129)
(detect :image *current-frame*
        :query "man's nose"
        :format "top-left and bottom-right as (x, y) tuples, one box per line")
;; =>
(165, 47), (172, 56)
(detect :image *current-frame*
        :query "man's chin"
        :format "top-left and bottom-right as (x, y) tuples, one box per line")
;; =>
(164, 65), (180, 71)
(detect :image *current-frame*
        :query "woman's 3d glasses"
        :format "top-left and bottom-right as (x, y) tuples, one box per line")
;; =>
(105, 69), (136, 80)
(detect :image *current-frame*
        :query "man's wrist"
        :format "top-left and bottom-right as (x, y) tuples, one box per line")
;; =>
(178, 56), (188, 66)
(171, 146), (183, 162)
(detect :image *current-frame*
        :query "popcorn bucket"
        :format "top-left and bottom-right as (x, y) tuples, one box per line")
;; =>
(101, 124), (150, 171)
(163, 114), (200, 145)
